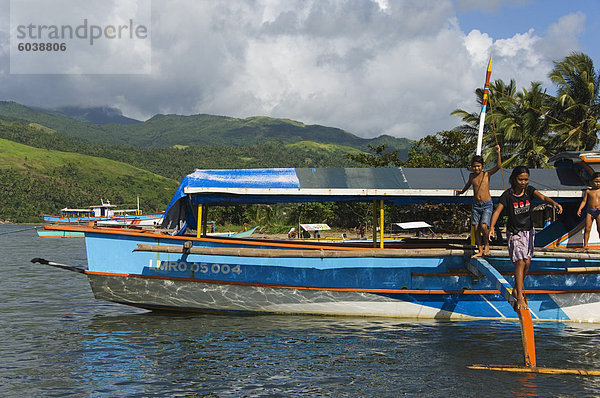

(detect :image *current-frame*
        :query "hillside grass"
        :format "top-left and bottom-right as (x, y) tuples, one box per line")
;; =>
(0, 138), (178, 222)
(286, 140), (363, 154)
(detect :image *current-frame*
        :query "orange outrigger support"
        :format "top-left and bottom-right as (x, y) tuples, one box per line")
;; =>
(516, 307), (536, 368)
(469, 257), (535, 367)
(468, 257), (600, 375)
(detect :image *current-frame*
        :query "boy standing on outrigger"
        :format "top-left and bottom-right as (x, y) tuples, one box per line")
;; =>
(577, 172), (600, 249)
(455, 144), (501, 257)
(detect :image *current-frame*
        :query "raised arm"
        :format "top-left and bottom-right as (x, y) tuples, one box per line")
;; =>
(534, 190), (563, 214)
(486, 145), (502, 176)
(455, 174), (473, 196)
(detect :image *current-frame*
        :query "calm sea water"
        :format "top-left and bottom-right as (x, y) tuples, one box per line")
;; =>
(2, 224), (600, 397)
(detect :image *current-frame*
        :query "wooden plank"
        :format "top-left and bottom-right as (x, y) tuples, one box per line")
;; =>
(133, 243), (600, 261)
(566, 267), (600, 272)
(134, 243), (469, 258)
(468, 365), (600, 375)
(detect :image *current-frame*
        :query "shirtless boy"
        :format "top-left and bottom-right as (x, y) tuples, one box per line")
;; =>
(577, 172), (600, 249)
(455, 145), (501, 257)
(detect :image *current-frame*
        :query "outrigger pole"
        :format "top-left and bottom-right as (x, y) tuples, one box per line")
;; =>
(469, 257), (535, 367)
(476, 55), (493, 156)
(468, 257), (600, 375)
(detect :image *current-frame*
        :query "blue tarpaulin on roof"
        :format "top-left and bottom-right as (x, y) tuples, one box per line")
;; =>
(162, 168), (301, 233)
(185, 168), (301, 189)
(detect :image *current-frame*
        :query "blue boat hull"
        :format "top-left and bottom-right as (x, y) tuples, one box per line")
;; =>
(80, 230), (600, 322)
(43, 212), (164, 225)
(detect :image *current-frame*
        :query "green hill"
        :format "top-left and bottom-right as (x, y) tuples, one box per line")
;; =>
(35, 105), (141, 125)
(0, 119), (365, 221)
(0, 119), (361, 179)
(0, 101), (122, 145)
(0, 101), (412, 156)
(0, 138), (178, 222)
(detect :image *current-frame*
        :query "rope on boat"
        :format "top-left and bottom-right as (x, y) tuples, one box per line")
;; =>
(0, 225), (40, 236)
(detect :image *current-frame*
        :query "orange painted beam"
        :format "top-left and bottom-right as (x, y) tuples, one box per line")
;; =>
(517, 308), (536, 368)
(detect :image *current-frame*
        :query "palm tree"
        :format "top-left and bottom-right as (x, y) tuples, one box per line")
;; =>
(548, 52), (600, 151)
(453, 78), (556, 168)
(493, 81), (553, 168)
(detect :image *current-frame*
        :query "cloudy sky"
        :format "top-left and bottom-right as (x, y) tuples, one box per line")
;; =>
(0, 0), (598, 140)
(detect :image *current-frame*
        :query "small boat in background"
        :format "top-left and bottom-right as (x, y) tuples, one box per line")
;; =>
(206, 226), (259, 238)
(39, 198), (163, 237)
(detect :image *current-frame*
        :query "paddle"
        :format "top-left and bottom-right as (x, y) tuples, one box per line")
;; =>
(31, 258), (86, 274)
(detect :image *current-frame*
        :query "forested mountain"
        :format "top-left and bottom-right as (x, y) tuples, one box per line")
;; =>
(0, 119), (361, 178)
(0, 101), (412, 156)
(0, 101), (413, 222)
(34, 105), (142, 125)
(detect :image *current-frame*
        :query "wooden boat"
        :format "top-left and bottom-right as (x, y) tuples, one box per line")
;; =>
(41, 198), (164, 232)
(34, 156), (600, 323)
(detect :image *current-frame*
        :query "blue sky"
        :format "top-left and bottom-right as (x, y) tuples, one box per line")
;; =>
(458, 0), (599, 44)
(0, 0), (598, 140)
(457, 0), (600, 69)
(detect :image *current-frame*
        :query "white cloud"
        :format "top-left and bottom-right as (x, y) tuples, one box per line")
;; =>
(0, 0), (591, 140)
(540, 12), (584, 60)
(464, 29), (493, 63)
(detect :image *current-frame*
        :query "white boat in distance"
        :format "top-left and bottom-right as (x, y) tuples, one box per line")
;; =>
(42, 198), (164, 227)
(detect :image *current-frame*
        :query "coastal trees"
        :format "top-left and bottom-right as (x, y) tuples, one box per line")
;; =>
(453, 78), (554, 168)
(451, 79), (518, 166)
(490, 81), (553, 168)
(548, 52), (600, 151)
(402, 130), (474, 168)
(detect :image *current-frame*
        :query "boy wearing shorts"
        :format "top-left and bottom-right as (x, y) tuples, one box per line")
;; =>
(455, 145), (501, 257)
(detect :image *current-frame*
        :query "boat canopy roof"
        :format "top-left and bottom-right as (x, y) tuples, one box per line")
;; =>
(161, 165), (588, 233)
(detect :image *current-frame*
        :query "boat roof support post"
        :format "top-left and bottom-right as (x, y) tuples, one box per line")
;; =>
(380, 200), (384, 249)
(197, 204), (203, 238)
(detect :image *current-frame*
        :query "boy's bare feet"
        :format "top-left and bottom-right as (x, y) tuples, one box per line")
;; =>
(483, 248), (491, 256)
(471, 252), (483, 258)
